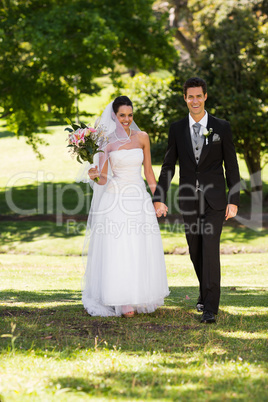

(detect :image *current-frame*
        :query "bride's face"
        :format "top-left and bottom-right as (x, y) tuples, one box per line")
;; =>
(116, 105), (133, 132)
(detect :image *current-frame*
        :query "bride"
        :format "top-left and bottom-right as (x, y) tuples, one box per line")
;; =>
(81, 96), (169, 317)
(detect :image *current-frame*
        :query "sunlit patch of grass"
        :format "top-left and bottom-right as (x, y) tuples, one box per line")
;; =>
(216, 330), (268, 340)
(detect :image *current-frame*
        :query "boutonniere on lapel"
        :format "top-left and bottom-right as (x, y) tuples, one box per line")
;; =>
(203, 128), (213, 145)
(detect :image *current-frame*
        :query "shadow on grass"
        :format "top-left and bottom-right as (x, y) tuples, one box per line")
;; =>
(0, 289), (81, 304)
(0, 219), (267, 250)
(165, 287), (268, 308)
(1, 287), (267, 308)
(0, 222), (87, 250)
(0, 130), (16, 139)
(49, 371), (263, 400)
(159, 220), (268, 244)
(2, 180), (267, 220)
(165, 182), (268, 215)
(0, 182), (93, 216)
(0, 287), (267, 360)
(218, 225), (268, 244)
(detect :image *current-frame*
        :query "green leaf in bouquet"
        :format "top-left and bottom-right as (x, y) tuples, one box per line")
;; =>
(65, 118), (73, 125)
(72, 123), (80, 131)
(81, 154), (88, 161)
(80, 149), (88, 157)
(84, 135), (92, 142)
(77, 155), (83, 164)
(80, 122), (88, 129)
(64, 127), (74, 133)
(67, 144), (74, 148)
(96, 149), (104, 154)
(85, 146), (93, 154)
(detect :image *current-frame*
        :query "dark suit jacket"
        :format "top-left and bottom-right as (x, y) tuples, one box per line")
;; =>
(153, 114), (240, 212)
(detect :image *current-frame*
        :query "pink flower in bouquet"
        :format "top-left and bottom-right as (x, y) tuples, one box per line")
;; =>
(83, 127), (97, 137)
(73, 128), (85, 145)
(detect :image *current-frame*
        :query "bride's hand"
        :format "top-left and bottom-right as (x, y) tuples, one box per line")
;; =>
(88, 166), (99, 180)
(154, 202), (168, 218)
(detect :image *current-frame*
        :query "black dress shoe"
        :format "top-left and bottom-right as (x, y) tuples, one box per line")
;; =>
(196, 303), (204, 312)
(201, 310), (216, 324)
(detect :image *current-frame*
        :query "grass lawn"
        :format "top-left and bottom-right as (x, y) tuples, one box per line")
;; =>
(0, 253), (268, 401)
(0, 220), (267, 256)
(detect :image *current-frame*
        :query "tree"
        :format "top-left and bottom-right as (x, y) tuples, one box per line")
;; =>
(122, 3), (268, 181)
(154, 0), (267, 59)
(0, 0), (176, 155)
(199, 7), (268, 191)
(151, 1), (268, 184)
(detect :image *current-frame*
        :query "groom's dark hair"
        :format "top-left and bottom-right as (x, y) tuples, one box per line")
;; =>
(183, 77), (207, 96)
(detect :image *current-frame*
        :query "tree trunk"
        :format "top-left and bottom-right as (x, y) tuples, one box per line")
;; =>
(244, 150), (262, 191)
(175, 30), (196, 57)
(73, 75), (79, 124)
(243, 149), (263, 229)
(169, 0), (198, 58)
(74, 85), (79, 124)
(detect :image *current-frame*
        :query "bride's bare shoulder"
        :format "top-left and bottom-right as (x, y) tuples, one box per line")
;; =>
(135, 130), (148, 138)
(134, 131), (149, 147)
(131, 130), (149, 147)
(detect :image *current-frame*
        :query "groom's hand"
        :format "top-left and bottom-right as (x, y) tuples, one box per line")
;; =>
(154, 202), (168, 218)
(225, 204), (238, 220)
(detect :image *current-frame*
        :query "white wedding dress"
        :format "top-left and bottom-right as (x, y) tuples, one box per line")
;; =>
(82, 148), (169, 316)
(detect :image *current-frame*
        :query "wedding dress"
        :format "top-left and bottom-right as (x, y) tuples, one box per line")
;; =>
(82, 146), (169, 316)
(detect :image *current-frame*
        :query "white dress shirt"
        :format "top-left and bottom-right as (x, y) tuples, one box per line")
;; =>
(189, 111), (208, 137)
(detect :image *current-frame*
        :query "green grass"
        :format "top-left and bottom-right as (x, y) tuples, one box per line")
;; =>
(0, 220), (267, 256)
(0, 254), (267, 401)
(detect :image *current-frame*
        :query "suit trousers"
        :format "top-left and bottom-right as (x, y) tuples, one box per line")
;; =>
(182, 191), (225, 314)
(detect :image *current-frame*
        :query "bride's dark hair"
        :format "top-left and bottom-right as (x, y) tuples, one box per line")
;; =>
(112, 96), (133, 114)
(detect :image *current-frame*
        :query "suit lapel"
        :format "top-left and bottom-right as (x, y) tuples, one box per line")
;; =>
(183, 116), (196, 164)
(198, 114), (213, 166)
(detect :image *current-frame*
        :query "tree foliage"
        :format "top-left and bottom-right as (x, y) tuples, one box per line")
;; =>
(0, 0), (176, 154)
(199, 7), (268, 177)
(123, 3), (268, 177)
(121, 74), (173, 141)
(154, 0), (267, 59)
(130, 1), (268, 178)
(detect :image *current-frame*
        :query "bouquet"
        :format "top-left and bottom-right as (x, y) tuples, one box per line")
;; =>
(65, 118), (108, 181)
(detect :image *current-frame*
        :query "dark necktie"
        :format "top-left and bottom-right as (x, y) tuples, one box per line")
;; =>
(193, 122), (201, 143)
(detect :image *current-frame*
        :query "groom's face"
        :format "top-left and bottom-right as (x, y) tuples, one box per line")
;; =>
(184, 87), (207, 119)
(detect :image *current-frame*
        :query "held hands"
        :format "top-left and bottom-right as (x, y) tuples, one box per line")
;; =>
(225, 204), (238, 220)
(154, 202), (168, 218)
(88, 165), (100, 181)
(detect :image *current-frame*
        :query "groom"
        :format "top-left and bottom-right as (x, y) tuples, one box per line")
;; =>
(153, 77), (240, 323)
